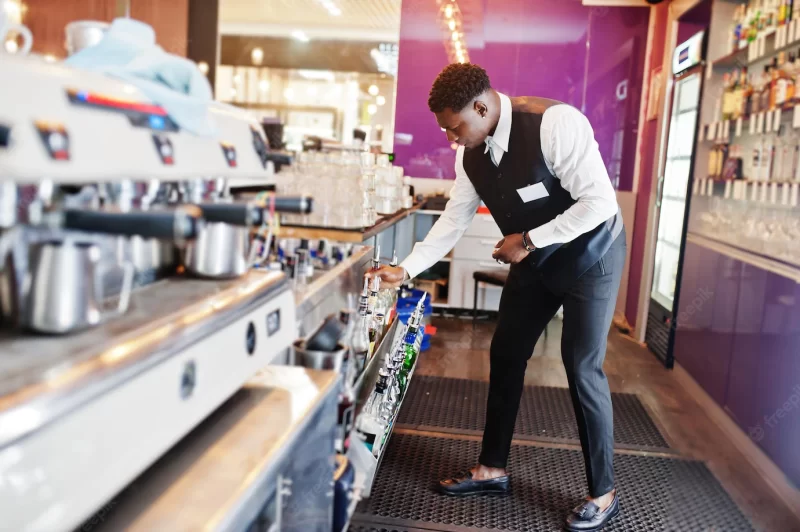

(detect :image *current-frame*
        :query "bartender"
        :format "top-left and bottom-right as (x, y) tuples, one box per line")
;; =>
(367, 63), (625, 532)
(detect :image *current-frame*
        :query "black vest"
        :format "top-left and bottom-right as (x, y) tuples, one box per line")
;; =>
(462, 106), (623, 294)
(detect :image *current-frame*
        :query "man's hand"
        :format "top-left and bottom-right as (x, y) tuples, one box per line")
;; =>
(492, 233), (531, 265)
(365, 265), (407, 289)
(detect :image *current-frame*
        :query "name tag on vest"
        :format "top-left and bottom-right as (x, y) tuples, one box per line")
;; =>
(516, 182), (549, 203)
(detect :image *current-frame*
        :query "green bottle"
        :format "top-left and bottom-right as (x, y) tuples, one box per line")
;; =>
(402, 317), (419, 373)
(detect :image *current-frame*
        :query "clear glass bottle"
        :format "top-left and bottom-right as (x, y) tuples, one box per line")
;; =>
(356, 370), (392, 454)
(351, 286), (372, 376)
(337, 308), (357, 452)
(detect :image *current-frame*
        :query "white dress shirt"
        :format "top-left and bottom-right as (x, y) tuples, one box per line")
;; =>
(401, 92), (619, 280)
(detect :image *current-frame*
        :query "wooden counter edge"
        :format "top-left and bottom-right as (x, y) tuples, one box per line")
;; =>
(91, 369), (340, 531)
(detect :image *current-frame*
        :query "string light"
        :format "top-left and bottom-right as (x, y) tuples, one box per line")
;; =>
(437, 0), (470, 64)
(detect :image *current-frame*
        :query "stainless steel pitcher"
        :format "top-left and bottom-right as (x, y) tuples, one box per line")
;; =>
(184, 222), (250, 279)
(22, 240), (134, 334)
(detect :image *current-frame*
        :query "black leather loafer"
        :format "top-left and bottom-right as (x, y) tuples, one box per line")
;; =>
(564, 493), (620, 531)
(438, 470), (510, 496)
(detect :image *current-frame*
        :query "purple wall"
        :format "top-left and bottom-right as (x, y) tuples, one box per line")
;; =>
(393, 0), (649, 192)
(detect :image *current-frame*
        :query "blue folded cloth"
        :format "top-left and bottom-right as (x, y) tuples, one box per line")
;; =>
(65, 18), (216, 137)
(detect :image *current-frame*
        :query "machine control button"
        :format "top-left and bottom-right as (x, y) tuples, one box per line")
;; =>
(246, 321), (257, 355)
(221, 142), (237, 168)
(0, 124), (11, 147)
(152, 134), (174, 165)
(180, 360), (197, 399)
(34, 120), (70, 161)
(267, 309), (281, 337)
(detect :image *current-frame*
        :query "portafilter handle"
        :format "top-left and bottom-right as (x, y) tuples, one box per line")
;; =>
(271, 195), (313, 215)
(197, 203), (260, 226)
(61, 206), (202, 241)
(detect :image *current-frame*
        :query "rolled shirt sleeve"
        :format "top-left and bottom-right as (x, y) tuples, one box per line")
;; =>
(526, 105), (619, 249)
(400, 147), (481, 279)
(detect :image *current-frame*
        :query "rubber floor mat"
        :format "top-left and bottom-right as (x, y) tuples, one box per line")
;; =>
(354, 434), (753, 532)
(396, 376), (670, 452)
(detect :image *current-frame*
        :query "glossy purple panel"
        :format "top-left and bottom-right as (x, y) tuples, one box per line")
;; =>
(393, 0), (648, 191)
(672, 241), (740, 405)
(727, 265), (800, 488)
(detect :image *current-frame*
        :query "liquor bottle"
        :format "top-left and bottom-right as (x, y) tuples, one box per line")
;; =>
(792, 51), (800, 104)
(352, 285), (372, 375)
(785, 53), (797, 104)
(371, 244), (381, 272)
(339, 309), (356, 391)
(337, 308), (357, 452)
(780, 130), (793, 180)
(752, 70), (762, 115)
(722, 73), (734, 121)
(740, 68), (752, 118)
(760, 65), (772, 113)
(367, 276), (381, 342)
(708, 146), (718, 178)
(355, 370), (392, 455)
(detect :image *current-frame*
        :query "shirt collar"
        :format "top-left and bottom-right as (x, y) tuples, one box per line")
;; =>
(484, 92), (511, 154)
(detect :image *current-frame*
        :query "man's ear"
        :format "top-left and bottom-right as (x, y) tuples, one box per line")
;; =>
(474, 100), (488, 118)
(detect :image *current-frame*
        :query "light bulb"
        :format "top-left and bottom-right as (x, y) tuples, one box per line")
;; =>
(5, 39), (18, 54)
(198, 61), (209, 74)
(452, 31), (459, 41)
(376, 95), (386, 106)
(259, 79), (269, 92)
(251, 47), (264, 65)
(368, 84), (379, 96)
(367, 104), (378, 115)
(445, 5), (453, 18)
(448, 19), (456, 31)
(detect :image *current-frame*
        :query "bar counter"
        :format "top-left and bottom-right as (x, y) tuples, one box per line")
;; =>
(277, 203), (423, 244)
(90, 367), (340, 532)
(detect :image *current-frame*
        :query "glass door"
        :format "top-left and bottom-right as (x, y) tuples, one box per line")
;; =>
(650, 70), (701, 310)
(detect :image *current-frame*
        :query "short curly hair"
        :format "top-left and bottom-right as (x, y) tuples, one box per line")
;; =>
(428, 63), (492, 113)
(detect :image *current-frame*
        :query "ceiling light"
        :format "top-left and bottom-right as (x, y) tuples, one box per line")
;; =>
(367, 104), (378, 115)
(5, 1), (22, 22)
(291, 30), (310, 42)
(197, 61), (209, 74)
(368, 84), (379, 96)
(297, 69), (335, 81)
(284, 87), (294, 101)
(445, 5), (453, 18)
(376, 95), (386, 106)
(448, 19), (456, 31)
(259, 79), (269, 92)
(451, 31), (459, 41)
(251, 47), (264, 65)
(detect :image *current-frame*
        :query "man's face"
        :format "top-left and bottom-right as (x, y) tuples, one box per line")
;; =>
(435, 101), (491, 150)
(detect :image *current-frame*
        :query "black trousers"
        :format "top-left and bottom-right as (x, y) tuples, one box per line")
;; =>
(478, 231), (626, 498)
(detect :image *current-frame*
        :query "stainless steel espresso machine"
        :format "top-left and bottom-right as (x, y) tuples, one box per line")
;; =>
(0, 54), (311, 531)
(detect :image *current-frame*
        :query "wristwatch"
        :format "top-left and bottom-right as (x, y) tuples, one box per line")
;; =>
(521, 231), (536, 253)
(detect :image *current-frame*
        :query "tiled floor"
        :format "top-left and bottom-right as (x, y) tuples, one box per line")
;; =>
(405, 315), (800, 531)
